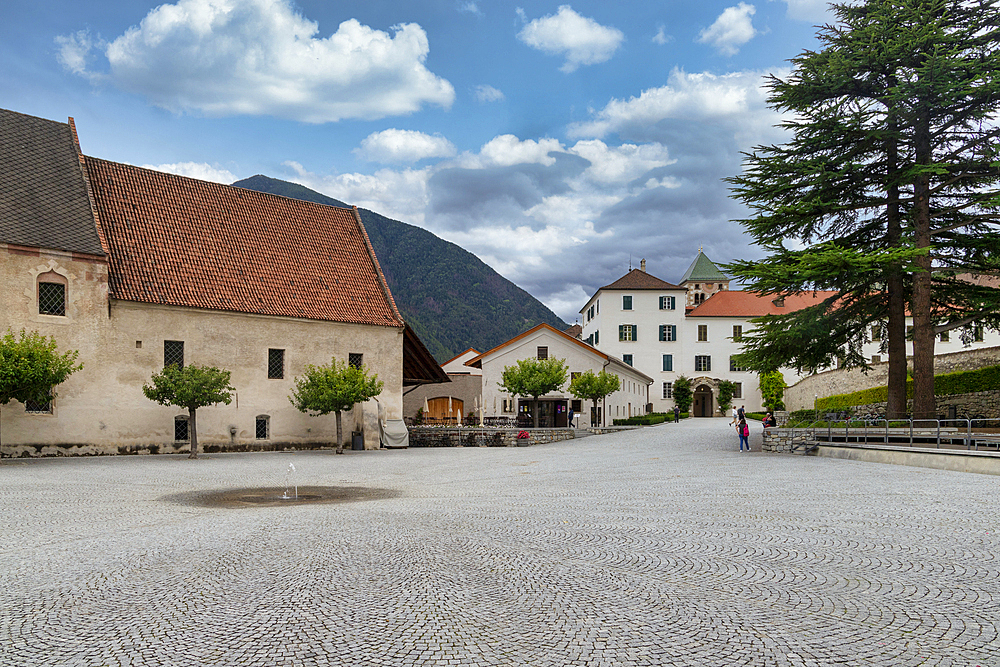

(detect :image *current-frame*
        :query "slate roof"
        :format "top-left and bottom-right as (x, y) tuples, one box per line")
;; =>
(687, 290), (839, 317)
(84, 157), (403, 328)
(680, 250), (727, 283)
(0, 108), (103, 256)
(599, 269), (682, 291)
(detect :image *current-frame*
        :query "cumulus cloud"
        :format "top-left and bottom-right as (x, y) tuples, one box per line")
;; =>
(142, 161), (238, 183)
(57, 0), (454, 122)
(517, 5), (624, 72)
(354, 129), (456, 164)
(697, 3), (758, 56)
(474, 84), (505, 103)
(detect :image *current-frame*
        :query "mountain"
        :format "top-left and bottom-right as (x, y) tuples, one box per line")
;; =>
(232, 175), (570, 361)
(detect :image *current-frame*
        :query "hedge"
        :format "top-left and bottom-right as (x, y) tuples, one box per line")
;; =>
(613, 413), (669, 426)
(815, 364), (1000, 411)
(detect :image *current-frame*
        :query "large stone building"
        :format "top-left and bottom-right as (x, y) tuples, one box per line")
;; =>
(1, 108), (444, 456)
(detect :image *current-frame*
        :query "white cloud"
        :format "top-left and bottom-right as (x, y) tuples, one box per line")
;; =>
(475, 135), (564, 167)
(474, 84), (505, 103)
(141, 161), (238, 183)
(652, 25), (672, 45)
(567, 68), (782, 142)
(58, 0), (454, 122)
(517, 5), (624, 73)
(457, 1), (482, 15)
(55, 30), (103, 78)
(355, 129), (456, 164)
(784, 0), (834, 22)
(697, 3), (758, 56)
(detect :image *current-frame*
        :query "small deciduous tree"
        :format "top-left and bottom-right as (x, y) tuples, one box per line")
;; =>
(672, 376), (693, 415)
(717, 380), (737, 415)
(498, 357), (567, 428)
(569, 369), (620, 427)
(289, 358), (384, 454)
(759, 370), (787, 412)
(0, 328), (82, 448)
(142, 364), (235, 459)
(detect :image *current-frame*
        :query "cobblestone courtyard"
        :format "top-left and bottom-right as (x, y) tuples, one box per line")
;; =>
(2, 419), (998, 666)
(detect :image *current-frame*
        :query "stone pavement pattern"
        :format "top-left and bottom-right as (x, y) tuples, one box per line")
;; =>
(1, 419), (998, 666)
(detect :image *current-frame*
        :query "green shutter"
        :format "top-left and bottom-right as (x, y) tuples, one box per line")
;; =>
(632, 325), (637, 341)
(619, 324), (624, 341)
(663, 354), (672, 372)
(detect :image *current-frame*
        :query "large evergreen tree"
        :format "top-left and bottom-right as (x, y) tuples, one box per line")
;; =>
(727, 0), (1000, 419)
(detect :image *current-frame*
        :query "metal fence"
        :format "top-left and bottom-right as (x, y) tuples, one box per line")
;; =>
(781, 417), (1000, 451)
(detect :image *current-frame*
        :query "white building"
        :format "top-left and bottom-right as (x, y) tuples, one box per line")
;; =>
(465, 323), (653, 427)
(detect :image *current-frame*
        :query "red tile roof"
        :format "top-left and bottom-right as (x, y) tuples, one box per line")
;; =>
(687, 290), (839, 317)
(83, 157), (403, 327)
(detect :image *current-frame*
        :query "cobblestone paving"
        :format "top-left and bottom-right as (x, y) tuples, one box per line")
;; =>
(2, 419), (999, 666)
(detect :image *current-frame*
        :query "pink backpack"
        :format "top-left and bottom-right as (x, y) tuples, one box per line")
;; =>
(741, 423), (749, 437)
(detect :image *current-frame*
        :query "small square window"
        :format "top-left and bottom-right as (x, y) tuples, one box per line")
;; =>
(256, 416), (270, 440)
(164, 341), (184, 368)
(135, 341), (142, 349)
(349, 353), (363, 369)
(537, 346), (548, 360)
(174, 416), (189, 442)
(268, 349), (285, 379)
(38, 282), (65, 316)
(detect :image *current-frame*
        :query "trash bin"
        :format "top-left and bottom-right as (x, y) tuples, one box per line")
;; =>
(351, 431), (364, 451)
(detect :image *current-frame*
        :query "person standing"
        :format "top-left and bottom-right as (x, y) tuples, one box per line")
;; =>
(738, 416), (750, 452)
(673, 405), (681, 423)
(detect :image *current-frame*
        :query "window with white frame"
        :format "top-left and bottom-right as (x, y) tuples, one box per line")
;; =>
(732, 382), (742, 399)
(659, 295), (675, 310)
(730, 356), (747, 372)
(622, 295), (632, 310)
(659, 324), (677, 342)
(663, 382), (672, 399)
(662, 354), (673, 372)
(695, 355), (711, 372)
(537, 346), (548, 360)
(619, 324), (637, 342)
(697, 324), (708, 342)
(623, 354), (633, 366)
(732, 325), (743, 342)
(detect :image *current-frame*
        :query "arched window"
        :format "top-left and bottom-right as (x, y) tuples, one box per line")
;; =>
(37, 271), (68, 316)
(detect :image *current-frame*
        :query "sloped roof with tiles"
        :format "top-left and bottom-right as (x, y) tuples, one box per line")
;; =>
(0, 108), (103, 256)
(687, 290), (839, 317)
(599, 268), (681, 291)
(84, 157), (403, 327)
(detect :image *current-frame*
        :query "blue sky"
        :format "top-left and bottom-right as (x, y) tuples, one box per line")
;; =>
(2, 0), (833, 322)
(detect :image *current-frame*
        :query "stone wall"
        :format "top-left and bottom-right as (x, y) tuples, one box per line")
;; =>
(841, 390), (1000, 420)
(785, 346), (1000, 411)
(1, 439), (334, 459)
(409, 428), (576, 447)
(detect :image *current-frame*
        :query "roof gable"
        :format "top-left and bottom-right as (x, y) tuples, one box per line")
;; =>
(680, 250), (727, 283)
(600, 268), (681, 291)
(0, 108), (103, 256)
(84, 157), (403, 327)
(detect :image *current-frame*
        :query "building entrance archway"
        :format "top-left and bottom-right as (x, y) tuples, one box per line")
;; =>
(693, 385), (714, 417)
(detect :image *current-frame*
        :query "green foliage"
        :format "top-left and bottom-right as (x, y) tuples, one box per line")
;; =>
(234, 176), (570, 361)
(569, 369), (621, 404)
(759, 371), (787, 411)
(0, 328), (82, 406)
(672, 376), (693, 413)
(816, 365), (1000, 410)
(717, 380), (737, 414)
(290, 358), (384, 416)
(142, 364), (235, 411)
(613, 414), (668, 426)
(499, 357), (568, 400)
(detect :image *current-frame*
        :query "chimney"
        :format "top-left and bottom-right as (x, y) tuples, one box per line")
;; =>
(640, 259), (646, 272)
(772, 295), (785, 308)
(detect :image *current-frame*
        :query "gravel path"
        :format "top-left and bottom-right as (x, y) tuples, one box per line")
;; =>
(2, 418), (998, 666)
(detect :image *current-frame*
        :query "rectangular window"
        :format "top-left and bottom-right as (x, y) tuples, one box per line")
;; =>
(698, 324), (708, 342)
(164, 340), (184, 368)
(662, 354), (673, 372)
(174, 416), (189, 442)
(939, 330), (949, 342)
(256, 416), (269, 440)
(38, 282), (66, 316)
(623, 354), (633, 366)
(732, 325), (743, 342)
(872, 355), (882, 363)
(594, 330), (599, 345)
(906, 325), (914, 338)
(268, 349), (285, 379)
(619, 324), (636, 342)
(659, 295), (676, 310)
(622, 295), (632, 310)
(659, 324), (677, 342)
(24, 399), (53, 414)
(730, 356), (747, 372)
(586, 334), (594, 345)
(871, 325), (882, 342)
(571, 399), (582, 412)
(537, 346), (548, 360)
(695, 355), (711, 372)
(663, 382), (673, 399)
(975, 325), (984, 342)
(349, 353), (363, 369)
(732, 382), (742, 399)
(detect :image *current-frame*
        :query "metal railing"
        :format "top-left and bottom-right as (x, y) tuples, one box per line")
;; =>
(779, 417), (1000, 451)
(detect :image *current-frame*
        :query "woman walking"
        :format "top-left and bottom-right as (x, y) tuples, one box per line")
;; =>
(737, 416), (750, 452)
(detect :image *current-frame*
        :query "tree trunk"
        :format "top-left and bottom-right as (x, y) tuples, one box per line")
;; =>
(885, 118), (908, 420)
(911, 107), (936, 420)
(335, 410), (344, 454)
(532, 397), (539, 428)
(188, 407), (198, 459)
